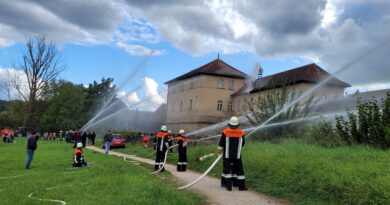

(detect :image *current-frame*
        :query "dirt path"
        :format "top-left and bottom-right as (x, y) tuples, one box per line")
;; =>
(87, 146), (289, 205)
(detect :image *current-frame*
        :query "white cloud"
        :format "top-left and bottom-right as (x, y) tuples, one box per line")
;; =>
(0, 0), (160, 56)
(2, 0), (390, 89)
(321, 0), (343, 28)
(115, 42), (164, 56)
(119, 77), (166, 111)
(126, 91), (141, 105)
(0, 68), (29, 100)
(116, 90), (126, 98)
(142, 77), (165, 106)
(0, 37), (13, 48)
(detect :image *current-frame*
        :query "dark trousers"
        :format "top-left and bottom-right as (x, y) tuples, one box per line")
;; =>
(177, 151), (187, 171)
(221, 158), (246, 190)
(26, 149), (35, 169)
(155, 150), (166, 171)
(168, 140), (173, 153)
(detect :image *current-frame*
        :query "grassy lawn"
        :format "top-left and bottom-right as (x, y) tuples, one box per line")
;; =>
(0, 138), (204, 205)
(116, 139), (390, 205)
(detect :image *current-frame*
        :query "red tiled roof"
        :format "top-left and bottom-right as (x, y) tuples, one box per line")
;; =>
(165, 59), (248, 84)
(250, 63), (350, 93)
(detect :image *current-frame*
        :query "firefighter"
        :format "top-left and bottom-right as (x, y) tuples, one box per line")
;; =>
(176, 129), (187, 172)
(154, 125), (169, 172)
(73, 142), (87, 167)
(167, 130), (174, 153)
(216, 116), (248, 191)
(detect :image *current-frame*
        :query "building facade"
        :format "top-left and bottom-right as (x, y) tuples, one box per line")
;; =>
(165, 59), (350, 133)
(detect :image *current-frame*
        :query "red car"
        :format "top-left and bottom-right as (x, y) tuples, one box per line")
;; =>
(102, 134), (126, 149)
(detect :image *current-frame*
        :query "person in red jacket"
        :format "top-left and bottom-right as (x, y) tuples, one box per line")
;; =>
(217, 116), (248, 191)
(176, 129), (187, 172)
(142, 134), (149, 148)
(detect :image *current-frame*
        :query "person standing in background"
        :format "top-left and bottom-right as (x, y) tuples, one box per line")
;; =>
(26, 131), (38, 169)
(91, 131), (96, 145)
(103, 130), (113, 154)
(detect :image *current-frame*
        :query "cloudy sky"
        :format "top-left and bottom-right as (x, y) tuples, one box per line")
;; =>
(0, 0), (389, 110)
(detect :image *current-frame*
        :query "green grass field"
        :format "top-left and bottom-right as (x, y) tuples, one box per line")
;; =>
(117, 139), (390, 205)
(0, 138), (203, 205)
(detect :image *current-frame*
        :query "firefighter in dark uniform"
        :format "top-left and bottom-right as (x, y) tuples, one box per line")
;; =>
(217, 116), (248, 191)
(177, 129), (187, 172)
(73, 142), (87, 167)
(155, 125), (169, 172)
(167, 130), (174, 153)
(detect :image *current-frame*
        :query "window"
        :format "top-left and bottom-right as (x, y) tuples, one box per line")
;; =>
(229, 80), (234, 90)
(189, 99), (193, 110)
(171, 102), (175, 112)
(180, 84), (184, 92)
(219, 79), (224, 89)
(238, 100), (241, 111)
(217, 100), (223, 110)
(228, 101), (233, 112)
(180, 101), (183, 112)
(190, 81), (194, 89)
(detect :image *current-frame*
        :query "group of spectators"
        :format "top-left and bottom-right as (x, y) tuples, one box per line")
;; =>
(1, 129), (15, 143)
(65, 130), (96, 147)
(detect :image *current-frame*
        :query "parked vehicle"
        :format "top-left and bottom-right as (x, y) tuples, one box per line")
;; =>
(102, 134), (126, 149)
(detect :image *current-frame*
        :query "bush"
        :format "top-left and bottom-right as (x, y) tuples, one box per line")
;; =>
(306, 121), (344, 147)
(335, 92), (390, 149)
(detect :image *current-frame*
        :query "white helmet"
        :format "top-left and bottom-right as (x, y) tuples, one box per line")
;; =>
(229, 116), (239, 126)
(179, 129), (185, 134)
(161, 125), (167, 132)
(168, 130), (172, 134)
(76, 142), (83, 148)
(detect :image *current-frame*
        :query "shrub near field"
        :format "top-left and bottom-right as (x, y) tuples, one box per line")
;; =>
(0, 139), (203, 205)
(119, 141), (390, 205)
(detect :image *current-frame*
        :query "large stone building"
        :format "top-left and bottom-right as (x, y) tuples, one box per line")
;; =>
(165, 59), (350, 132)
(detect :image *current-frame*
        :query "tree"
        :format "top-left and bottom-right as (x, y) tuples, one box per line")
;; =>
(10, 36), (64, 128)
(245, 84), (315, 140)
(82, 78), (116, 123)
(40, 82), (85, 131)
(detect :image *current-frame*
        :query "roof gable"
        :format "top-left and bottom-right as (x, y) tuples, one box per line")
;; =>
(165, 59), (248, 84)
(250, 63), (350, 93)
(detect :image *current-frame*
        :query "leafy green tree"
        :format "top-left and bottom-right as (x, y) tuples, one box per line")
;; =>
(40, 82), (86, 131)
(82, 78), (116, 123)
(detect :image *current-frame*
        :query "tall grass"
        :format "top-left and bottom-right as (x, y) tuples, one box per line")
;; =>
(119, 140), (390, 205)
(0, 138), (203, 205)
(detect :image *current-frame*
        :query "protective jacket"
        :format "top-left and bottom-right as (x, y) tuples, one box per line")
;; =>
(218, 128), (245, 159)
(218, 127), (247, 191)
(177, 135), (187, 171)
(154, 131), (169, 171)
(73, 148), (87, 167)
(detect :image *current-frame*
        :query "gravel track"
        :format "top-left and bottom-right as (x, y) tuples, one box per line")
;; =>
(87, 146), (290, 205)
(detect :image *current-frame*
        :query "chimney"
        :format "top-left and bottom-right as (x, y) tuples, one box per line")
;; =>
(256, 65), (263, 79)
